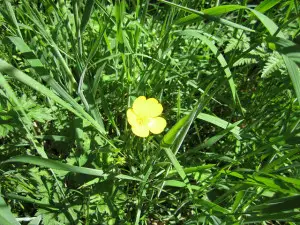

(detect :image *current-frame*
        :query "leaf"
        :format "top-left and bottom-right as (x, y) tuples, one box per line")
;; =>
(179, 111), (241, 138)
(80, 0), (95, 33)
(174, 4), (285, 38)
(266, 36), (300, 64)
(35, 135), (70, 142)
(3, 155), (105, 176)
(2, 155), (142, 181)
(233, 56), (257, 67)
(163, 148), (193, 194)
(247, 195), (300, 213)
(231, 191), (245, 213)
(7, 36), (104, 130)
(246, 175), (298, 194)
(168, 164), (215, 175)
(0, 59), (107, 136)
(161, 114), (189, 147)
(255, 0), (282, 13)
(175, 30), (238, 103)
(262, 148), (300, 172)
(190, 120), (243, 151)
(249, 8), (285, 38)
(4, 193), (51, 208)
(28, 215), (42, 225)
(0, 73), (47, 158)
(0, 195), (21, 225)
(160, 0), (255, 32)
(164, 180), (200, 190)
(162, 80), (216, 152)
(283, 55), (300, 105)
(202, 5), (245, 16)
(4, 0), (22, 38)
(261, 52), (283, 78)
(196, 199), (230, 214)
(244, 212), (300, 223)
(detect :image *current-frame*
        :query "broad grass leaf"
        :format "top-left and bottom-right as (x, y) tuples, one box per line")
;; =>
(162, 80), (216, 152)
(255, 0), (282, 13)
(161, 114), (189, 147)
(247, 195), (300, 213)
(262, 148), (300, 172)
(3, 155), (105, 176)
(266, 36), (300, 64)
(246, 175), (299, 194)
(163, 148), (193, 194)
(178, 111), (241, 138)
(196, 199), (230, 214)
(164, 180), (200, 190)
(249, 8), (285, 38)
(283, 56), (300, 104)
(244, 212), (300, 224)
(3, 155), (142, 181)
(202, 5), (245, 16)
(80, 0), (95, 33)
(168, 164), (215, 176)
(0, 196), (21, 225)
(160, 0), (255, 32)
(231, 191), (245, 213)
(161, 82), (217, 194)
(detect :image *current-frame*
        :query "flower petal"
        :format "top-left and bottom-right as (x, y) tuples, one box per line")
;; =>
(147, 98), (159, 104)
(132, 125), (150, 137)
(127, 108), (138, 127)
(132, 96), (148, 116)
(146, 98), (163, 117)
(148, 117), (167, 134)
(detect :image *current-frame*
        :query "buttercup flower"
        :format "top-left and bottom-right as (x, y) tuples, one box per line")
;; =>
(127, 96), (167, 137)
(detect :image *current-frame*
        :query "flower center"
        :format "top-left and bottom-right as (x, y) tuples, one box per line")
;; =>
(136, 116), (148, 126)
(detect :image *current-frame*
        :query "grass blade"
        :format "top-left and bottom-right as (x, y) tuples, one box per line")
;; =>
(283, 55), (300, 105)
(249, 8), (285, 38)
(0, 195), (21, 225)
(4, 0), (22, 38)
(247, 195), (300, 213)
(202, 5), (245, 16)
(160, 0), (255, 32)
(2, 155), (142, 182)
(255, 0), (282, 13)
(163, 148), (193, 194)
(2, 155), (105, 176)
(80, 0), (95, 34)
(175, 30), (238, 104)
(0, 59), (107, 136)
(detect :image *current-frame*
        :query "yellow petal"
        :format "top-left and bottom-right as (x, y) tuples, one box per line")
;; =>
(148, 117), (167, 134)
(147, 98), (159, 104)
(132, 96), (148, 116)
(127, 108), (138, 127)
(132, 125), (150, 137)
(146, 98), (163, 117)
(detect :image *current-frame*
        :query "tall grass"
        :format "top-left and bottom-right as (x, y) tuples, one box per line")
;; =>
(0, 0), (300, 224)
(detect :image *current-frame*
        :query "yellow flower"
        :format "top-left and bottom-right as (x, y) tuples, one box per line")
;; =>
(127, 96), (167, 137)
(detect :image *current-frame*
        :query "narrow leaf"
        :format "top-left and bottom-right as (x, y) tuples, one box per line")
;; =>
(283, 55), (300, 104)
(0, 195), (21, 225)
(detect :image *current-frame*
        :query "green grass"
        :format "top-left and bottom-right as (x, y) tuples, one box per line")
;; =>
(1, 0), (300, 224)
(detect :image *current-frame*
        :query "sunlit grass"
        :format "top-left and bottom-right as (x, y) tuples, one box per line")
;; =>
(0, 0), (300, 224)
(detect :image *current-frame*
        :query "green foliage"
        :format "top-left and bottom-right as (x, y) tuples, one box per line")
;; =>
(261, 51), (284, 78)
(0, 0), (300, 224)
